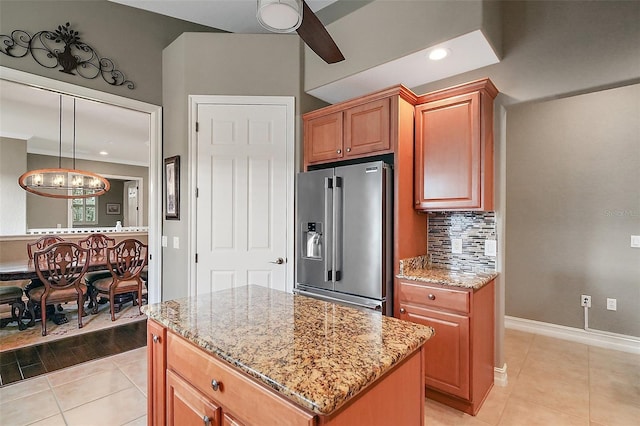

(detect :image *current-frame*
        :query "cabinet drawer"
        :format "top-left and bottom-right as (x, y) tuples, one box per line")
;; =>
(398, 281), (469, 313)
(167, 332), (315, 426)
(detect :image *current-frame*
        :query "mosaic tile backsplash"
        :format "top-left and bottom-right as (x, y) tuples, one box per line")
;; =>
(427, 211), (497, 273)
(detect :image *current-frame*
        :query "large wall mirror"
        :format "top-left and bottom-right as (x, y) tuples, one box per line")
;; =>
(0, 66), (162, 303)
(1, 79), (150, 232)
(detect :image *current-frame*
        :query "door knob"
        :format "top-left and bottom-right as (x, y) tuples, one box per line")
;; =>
(270, 257), (284, 265)
(346, 148), (351, 152)
(336, 149), (342, 154)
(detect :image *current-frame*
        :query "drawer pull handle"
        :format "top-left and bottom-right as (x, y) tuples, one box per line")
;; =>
(346, 148), (351, 152)
(399, 308), (406, 314)
(337, 149), (342, 154)
(211, 379), (220, 391)
(152, 334), (159, 343)
(203, 415), (211, 425)
(428, 294), (436, 300)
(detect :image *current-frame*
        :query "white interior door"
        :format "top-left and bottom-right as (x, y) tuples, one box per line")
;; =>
(123, 180), (139, 226)
(195, 99), (293, 294)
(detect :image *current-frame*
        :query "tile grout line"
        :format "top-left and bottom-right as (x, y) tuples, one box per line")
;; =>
(44, 374), (69, 426)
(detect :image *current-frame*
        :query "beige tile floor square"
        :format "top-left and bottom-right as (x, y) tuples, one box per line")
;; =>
(0, 330), (638, 425)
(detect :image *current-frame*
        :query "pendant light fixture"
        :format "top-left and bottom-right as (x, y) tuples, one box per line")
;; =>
(257, 0), (303, 33)
(18, 95), (110, 199)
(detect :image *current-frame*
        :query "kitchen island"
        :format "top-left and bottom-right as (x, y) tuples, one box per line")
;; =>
(144, 285), (434, 426)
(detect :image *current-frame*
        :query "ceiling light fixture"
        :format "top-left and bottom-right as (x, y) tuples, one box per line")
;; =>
(428, 48), (451, 61)
(257, 0), (303, 33)
(18, 95), (110, 199)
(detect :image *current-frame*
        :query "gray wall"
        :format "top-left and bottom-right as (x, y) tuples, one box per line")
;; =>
(161, 32), (313, 301)
(506, 84), (640, 337)
(0, 0), (218, 105)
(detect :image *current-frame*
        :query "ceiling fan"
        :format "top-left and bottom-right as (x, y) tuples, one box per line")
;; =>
(257, 0), (345, 64)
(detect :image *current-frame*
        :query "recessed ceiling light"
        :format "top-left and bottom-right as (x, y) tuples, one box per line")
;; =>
(428, 48), (450, 61)
(99, 151), (109, 156)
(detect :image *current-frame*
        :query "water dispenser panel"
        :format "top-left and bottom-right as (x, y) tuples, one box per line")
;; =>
(302, 222), (322, 260)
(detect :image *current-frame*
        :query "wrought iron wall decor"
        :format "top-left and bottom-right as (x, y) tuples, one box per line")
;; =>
(1, 22), (134, 89)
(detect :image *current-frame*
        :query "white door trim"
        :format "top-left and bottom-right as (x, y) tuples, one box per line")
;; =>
(0, 66), (163, 304)
(188, 95), (296, 298)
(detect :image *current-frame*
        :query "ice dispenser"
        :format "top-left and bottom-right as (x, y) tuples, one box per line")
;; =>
(302, 222), (322, 259)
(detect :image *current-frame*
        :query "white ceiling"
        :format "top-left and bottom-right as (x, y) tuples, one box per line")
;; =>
(110, 0), (500, 104)
(0, 79), (150, 167)
(110, 0), (340, 33)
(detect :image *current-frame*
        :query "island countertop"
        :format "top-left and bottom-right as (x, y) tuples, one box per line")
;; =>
(398, 255), (498, 290)
(143, 285), (434, 416)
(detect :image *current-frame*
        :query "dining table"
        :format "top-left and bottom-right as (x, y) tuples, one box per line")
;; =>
(0, 255), (114, 281)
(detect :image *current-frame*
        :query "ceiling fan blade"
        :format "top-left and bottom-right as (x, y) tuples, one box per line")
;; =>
(296, 1), (345, 64)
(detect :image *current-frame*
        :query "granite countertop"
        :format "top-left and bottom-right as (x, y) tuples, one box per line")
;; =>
(143, 285), (433, 416)
(397, 255), (498, 290)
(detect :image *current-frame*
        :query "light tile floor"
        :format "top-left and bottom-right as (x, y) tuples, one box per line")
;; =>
(0, 347), (147, 426)
(426, 329), (640, 426)
(1, 330), (638, 425)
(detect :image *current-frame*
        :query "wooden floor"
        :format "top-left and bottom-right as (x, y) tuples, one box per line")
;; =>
(0, 319), (146, 386)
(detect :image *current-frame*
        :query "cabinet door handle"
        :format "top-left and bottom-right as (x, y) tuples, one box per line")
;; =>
(211, 379), (220, 391)
(346, 148), (351, 152)
(203, 415), (211, 425)
(399, 308), (406, 314)
(152, 334), (159, 343)
(428, 294), (436, 300)
(336, 149), (342, 154)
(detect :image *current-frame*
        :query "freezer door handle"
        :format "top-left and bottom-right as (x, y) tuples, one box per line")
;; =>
(324, 177), (333, 282)
(333, 176), (342, 282)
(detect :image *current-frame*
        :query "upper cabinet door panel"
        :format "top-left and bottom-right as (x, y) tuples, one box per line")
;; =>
(304, 111), (343, 164)
(345, 98), (391, 156)
(415, 93), (480, 209)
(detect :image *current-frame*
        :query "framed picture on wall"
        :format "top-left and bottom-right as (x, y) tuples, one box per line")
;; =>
(164, 155), (180, 220)
(106, 203), (121, 215)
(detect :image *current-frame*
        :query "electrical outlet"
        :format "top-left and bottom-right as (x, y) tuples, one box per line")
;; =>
(451, 238), (463, 254)
(484, 240), (497, 257)
(173, 236), (180, 249)
(581, 294), (591, 308)
(631, 235), (640, 248)
(161, 236), (168, 247)
(607, 298), (617, 311)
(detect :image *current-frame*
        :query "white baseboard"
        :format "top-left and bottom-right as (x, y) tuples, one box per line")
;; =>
(505, 316), (640, 354)
(494, 363), (508, 387)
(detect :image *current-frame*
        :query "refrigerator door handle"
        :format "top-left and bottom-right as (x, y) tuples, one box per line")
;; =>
(333, 176), (342, 282)
(324, 177), (333, 282)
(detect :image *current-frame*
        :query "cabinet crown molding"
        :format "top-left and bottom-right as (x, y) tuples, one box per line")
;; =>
(416, 78), (498, 104)
(303, 84), (417, 120)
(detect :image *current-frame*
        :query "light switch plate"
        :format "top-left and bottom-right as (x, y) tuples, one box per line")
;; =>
(631, 235), (640, 248)
(173, 236), (180, 249)
(161, 236), (168, 247)
(485, 240), (497, 257)
(451, 238), (463, 254)
(607, 298), (617, 311)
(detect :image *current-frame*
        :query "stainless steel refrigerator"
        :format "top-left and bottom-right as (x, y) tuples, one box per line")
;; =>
(295, 161), (393, 315)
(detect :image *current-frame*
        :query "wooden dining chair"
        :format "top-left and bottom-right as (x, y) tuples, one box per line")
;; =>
(90, 239), (148, 321)
(29, 242), (90, 336)
(26, 236), (65, 260)
(25, 235), (66, 316)
(78, 233), (116, 258)
(78, 233), (116, 308)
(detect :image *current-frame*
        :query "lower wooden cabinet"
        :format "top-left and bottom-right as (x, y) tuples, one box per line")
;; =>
(147, 320), (167, 426)
(398, 279), (495, 415)
(167, 370), (222, 426)
(148, 319), (427, 425)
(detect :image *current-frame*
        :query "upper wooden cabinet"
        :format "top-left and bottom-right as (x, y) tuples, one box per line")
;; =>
(303, 89), (400, 168)
(414, 79), (498, 211)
